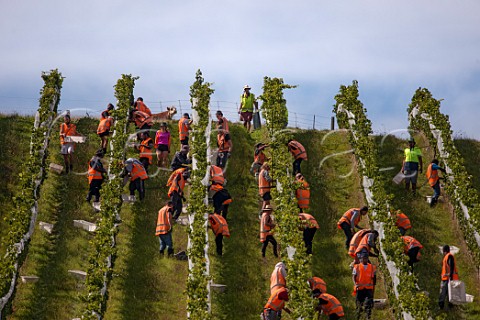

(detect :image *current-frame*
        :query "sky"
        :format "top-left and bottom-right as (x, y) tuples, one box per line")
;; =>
(1, 1), (479, 138)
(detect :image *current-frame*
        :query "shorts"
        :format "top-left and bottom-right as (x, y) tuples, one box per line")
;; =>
(262, 192), (272, 201)
(157, 144), (169, 152)
(241, 111), (253, 122)
(404, 169), (418, 184)
(98, 130), (110, 138)
(61, 143), (74, 155)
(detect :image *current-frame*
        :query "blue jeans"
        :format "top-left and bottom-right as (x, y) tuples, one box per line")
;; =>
(432, 181), (441, 200)
(158, 232), (173, 252)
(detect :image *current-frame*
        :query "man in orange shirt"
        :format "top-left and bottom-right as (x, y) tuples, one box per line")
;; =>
(287, 139), (307, 174)
(60, 114), (78, 173)
(439, 245), (459, 310)
(178, 113), (192, 146)
(155, 201), (174, 257)
(216, 125), (232, 168)
(352, 253), (376, 319)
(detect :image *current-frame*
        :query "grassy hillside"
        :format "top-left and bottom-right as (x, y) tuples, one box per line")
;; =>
(9, 117), (99, 319)
(454, 138), (480, 196)
(377, 134), (480, 319)
(2, 117), (401, 319)
(0, 115), (34, 254)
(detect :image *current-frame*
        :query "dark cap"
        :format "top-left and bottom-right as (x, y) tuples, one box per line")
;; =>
(408, 137), (416, 144)
(183, 113), (190, 119)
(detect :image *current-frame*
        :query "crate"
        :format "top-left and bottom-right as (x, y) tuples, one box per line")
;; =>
(448, 280), (466, 304)
(392, 171), (405, 184)
(64, 135), (86, 143)
(49, 163), (64, 174)
(73, 219), (97, 232)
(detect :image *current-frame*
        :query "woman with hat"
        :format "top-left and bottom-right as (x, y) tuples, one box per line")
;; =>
(238, 85), (258, 133)
(154, 122), (171, 167)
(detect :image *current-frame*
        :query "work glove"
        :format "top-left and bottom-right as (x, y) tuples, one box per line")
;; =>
(227, 152), (231, 158)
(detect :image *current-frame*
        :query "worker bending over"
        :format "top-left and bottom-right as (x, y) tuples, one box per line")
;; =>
(262, 287), (291, 320)
(86, 149), (106, 203)
(299, 213), (319, 255)
(122, 158), (148, 201)
(295, 173), (310, 212)
(208, 213), (230, 256)
(287, 139), (307, 175)
(312, 291), (344, 319)
(337, 206), (369, 250)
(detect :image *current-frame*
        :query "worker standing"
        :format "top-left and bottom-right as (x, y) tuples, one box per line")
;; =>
(154, 122), (171, 168)
(259, 163), (273, 212)
(208, 213), (230, 256)
(260, 205), (278, 258)
(167, 168), (189, 220)
(97, 111), (114, 153)
(136, 132), (154, 173)
(298, 213), (319, 254)
(178, 113), (192, 146)
(270, 262), (287, 294)
(337, 207), (369, 250)
(238, 85), (258, 133)
(402, 138), (423, 194)
(122, 158), (148, 201)
(171, 145), (192, 171)
(352, 253), (376, 320)
(402, 236), (423, 271)
(312, 291), (344, 319)
(262, 287), (291, 320)
(439, 245), (459, 310)
(60, 114), (78, 174)
(251, 143), (269, 179)
(287, 139), (307, 175)
(215, 110), (230, 134)
(155, 201), (174, 257)
(216, 125), (232, 169)
(355, 230), (380, 260)
(134, 97), (152, 116)
(426, 159), (447, 207)
(295, 173), (310, 212)
(395, 211), (412, 236)
(86, 149), (106, 203)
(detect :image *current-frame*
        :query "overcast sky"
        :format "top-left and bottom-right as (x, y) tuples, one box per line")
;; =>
(1, 1), (479, 138)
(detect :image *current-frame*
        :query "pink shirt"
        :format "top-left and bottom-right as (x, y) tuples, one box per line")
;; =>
(155, 131), (170, 146)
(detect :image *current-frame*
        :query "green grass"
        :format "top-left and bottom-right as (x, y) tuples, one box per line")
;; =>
(296, 130), (391, 319)
(377, 134), (480, 319)
(9, 117), (101, 319)
(454, 138), (480, 196)
(0, 115), (34, 254)
(104, 121), (189, 320)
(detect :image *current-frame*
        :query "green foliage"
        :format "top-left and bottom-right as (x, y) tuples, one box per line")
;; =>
(260, 77), (314, 319)
(334, 81), (431, 319)
(186, 69), (214, 320)
(258, 76), (296, 136)
(82, 74), (137, 319)
(0, 69), (63, 315)
(408, 88), (480, 265)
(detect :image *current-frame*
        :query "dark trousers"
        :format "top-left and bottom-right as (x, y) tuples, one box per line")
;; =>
(180, 136), (189, 145)
(171, 191), (183, 219)
(139, 157), (150, 174)
(293, 158), (303, 175)
(303, 228), (317, 254)
(262, 235), (278, 257)
(216, 151), (229, 168)
(398, 227), (407, 236)
(212, 189), (231, 218)
(129, 178), (145, 200)
(329, 315), (342, 320)
(439, 280), (449, 309)
(340, 221), (353, 250)
(407, 247), (420, 270)
(87, 179), (103, 202)
(356, 289), (374, 319)
(215, 234), (223, 255)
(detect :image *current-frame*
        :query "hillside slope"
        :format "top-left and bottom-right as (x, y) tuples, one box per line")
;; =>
(454, 138), (480, 196)
(3, 118), (400, 319)
(377, 134), (480, 318)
